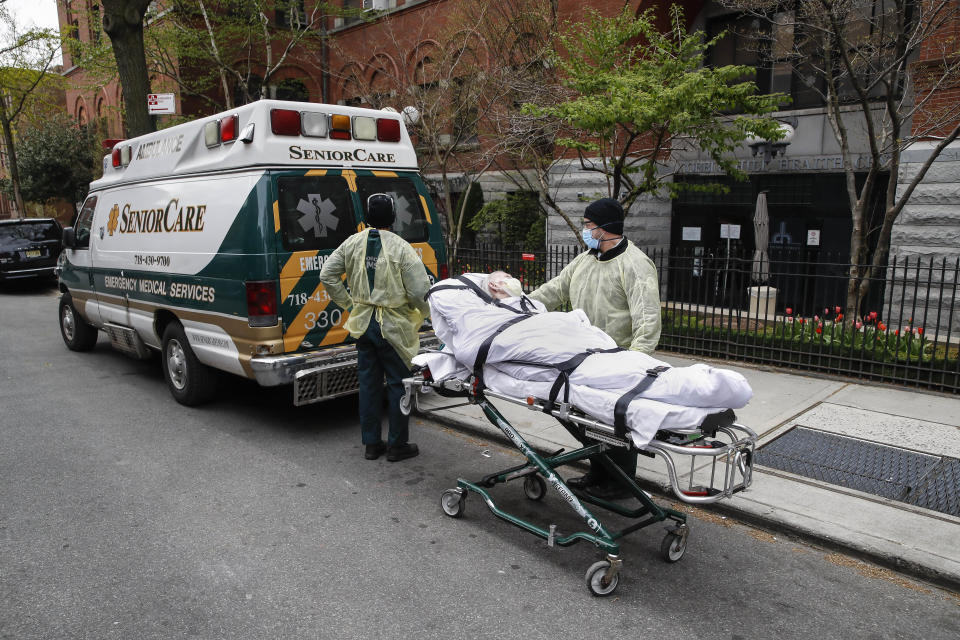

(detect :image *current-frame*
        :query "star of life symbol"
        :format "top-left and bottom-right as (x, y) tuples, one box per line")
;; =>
(297, 195), (338, 238)
(107, 204), (120, 236)
(394, 194), (414, 227)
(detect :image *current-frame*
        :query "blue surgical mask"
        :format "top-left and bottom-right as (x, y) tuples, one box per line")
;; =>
(582, 227), (601, 250)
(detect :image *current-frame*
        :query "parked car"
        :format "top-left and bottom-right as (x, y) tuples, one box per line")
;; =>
(0, 218), (63, 282)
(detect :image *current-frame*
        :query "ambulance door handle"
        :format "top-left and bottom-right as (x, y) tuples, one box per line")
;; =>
(99, 227), (104, 240)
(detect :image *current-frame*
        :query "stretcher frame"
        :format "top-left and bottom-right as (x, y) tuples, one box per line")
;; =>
(401, 370), (757, 596)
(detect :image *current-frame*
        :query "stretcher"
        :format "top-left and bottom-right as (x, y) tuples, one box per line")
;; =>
(400, 364), (757, 597)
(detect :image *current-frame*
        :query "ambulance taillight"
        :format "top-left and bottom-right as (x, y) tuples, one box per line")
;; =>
(220, 115), (239, 143)
(245, 280), (278, 327)
(330, 114), (351, 140)
(270, 109), (301, 136)
(111, 146), (121, 168)
(377, 118), (401, 142)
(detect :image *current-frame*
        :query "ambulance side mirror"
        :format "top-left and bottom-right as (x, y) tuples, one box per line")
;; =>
(62, 227), (76, 249)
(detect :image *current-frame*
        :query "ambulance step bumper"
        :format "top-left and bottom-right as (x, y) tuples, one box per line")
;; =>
(249, 332), (440, 405)
(104, 322), (152, 359)
(294, 358), (360, 406)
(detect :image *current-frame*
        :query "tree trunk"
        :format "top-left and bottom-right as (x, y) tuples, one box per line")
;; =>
(101, 0), (155, 138)
(0, 98), (25, 219)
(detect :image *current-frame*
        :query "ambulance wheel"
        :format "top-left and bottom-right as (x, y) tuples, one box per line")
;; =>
(660, 530), (687, 563)
(523, 475), (547, 501)
(440, 489), (466, 518)
(162, 322), (217, 406)
(59, 293), (98, 351)
(585, 561), (620, 597)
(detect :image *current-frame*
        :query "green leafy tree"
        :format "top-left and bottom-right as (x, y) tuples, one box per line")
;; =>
(469, 191), (545, 251)
(529, 5), (785, 220)
(0, 114), (97, 216)
(0, 4), (61, 219)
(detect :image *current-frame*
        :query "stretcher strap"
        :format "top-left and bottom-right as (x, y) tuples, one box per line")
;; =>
(613, 366), (671, 438)
(455, 275), (530, 315)
(473, 314), (531, 392)
(426, 284), (468, 299)
(547, 347), (624, 406)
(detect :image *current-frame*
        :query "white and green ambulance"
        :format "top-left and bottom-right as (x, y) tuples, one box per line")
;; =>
(57, 100), (447, 406)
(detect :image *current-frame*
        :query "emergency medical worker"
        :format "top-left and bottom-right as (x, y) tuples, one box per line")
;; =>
(319, 194), (431, 462)
(529, 198), (661, 498)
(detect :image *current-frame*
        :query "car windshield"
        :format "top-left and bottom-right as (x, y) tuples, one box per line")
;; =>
(0, 222), (59, 246)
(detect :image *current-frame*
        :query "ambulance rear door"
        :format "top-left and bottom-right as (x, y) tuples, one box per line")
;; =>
(273, 169), (360, 354)
(354, 170), (443, 283)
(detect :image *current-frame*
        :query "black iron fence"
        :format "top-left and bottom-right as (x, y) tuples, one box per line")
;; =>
(450, 244), (960, 394)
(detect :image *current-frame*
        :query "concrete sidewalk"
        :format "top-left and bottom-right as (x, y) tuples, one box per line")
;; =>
(414, 353), (960, 591)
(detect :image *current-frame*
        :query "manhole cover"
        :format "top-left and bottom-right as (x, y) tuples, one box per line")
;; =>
(756, 426), (960, 517)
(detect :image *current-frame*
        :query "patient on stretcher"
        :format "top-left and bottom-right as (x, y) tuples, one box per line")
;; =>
(414, 273), (753, 449)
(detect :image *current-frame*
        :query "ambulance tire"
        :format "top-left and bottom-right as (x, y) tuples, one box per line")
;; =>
(59, 293), (99, 352)
(161, 322), (217, 406)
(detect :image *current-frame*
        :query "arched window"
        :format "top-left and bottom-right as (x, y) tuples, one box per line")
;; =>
(276, 78), (309, 102)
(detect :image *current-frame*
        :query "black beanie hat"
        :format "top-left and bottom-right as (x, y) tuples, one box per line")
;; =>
(366, 193), (396, 228)
(584, 198), (624, 236)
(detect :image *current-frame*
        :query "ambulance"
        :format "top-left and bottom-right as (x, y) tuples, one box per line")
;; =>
(57, 100), (447, 406)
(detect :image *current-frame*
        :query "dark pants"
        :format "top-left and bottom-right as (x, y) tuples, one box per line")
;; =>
(356, 318), (411, 447)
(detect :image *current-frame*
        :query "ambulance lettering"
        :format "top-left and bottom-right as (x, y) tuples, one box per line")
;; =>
(288, 145), (396, 164)
(116, 198), (207, 234)
(298, 254), (330, 272)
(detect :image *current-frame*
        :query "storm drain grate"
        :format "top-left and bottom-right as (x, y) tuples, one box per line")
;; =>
(755, 426), (960, 517)
(903, 457), (960, 517)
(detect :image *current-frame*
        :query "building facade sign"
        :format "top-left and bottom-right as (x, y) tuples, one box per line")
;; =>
(676, 154), (891, 175)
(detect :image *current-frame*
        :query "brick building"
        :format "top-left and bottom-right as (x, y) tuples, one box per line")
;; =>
(56, 1), (960, 269)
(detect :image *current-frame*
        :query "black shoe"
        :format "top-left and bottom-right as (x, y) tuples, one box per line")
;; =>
(586, 482), (631, 501)
(364, 442), (387, 460)
(386, 442), (419, 462)
(566, 473), (602, 490)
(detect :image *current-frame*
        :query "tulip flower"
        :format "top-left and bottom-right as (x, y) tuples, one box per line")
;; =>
(814, 315), (820, 322)
(917, 327), (924, 335)
(879, 322), (887, 331)
(835, 306), (842, 314)
(816, 327), (823, 334)
(855, 321), (863, 330)
(785, 307), (793, 315)
(894, 329), (899, 336)
(798, 318), (806, 324)
(836, 313), (843, 321)
(869, 311), (878, 320)
(824, 307), (829, 315)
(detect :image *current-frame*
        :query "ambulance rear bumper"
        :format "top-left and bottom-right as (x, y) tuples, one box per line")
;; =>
(249, 332), (440, 406)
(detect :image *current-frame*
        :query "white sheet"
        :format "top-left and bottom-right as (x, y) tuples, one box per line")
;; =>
(418, 274), (753, 448)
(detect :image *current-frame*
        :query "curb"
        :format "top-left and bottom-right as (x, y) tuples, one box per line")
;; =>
(418, 408), (960, 594)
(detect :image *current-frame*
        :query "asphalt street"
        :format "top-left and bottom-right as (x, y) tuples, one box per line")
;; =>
(1, 282), (958, 640)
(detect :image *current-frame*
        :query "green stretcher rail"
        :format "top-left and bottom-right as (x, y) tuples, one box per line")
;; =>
(401, 370), (757, 597)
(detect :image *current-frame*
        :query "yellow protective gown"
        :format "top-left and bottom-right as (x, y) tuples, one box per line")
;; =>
(528, 240), (662, 353)
(319, 228), (431, 365)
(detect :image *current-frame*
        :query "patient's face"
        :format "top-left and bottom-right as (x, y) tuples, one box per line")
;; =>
(486, 271), (513, 299)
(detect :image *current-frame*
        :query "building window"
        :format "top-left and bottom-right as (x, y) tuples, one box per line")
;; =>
(707, 13), (825, 109)
(276, 0), (307, 29)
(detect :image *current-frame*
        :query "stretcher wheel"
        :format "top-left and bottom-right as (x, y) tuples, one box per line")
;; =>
(660, 530), (687, 563)
(584, 561), (620, 597)
(523, 475), (547, 501)
(440, 489), (466, 518)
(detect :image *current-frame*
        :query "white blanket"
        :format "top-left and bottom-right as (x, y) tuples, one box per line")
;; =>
(417, 274), (752, 448)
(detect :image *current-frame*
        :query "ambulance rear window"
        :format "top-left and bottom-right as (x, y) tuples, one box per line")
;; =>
(356, 176), (429, 243)
(277, 176), (356, 251)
